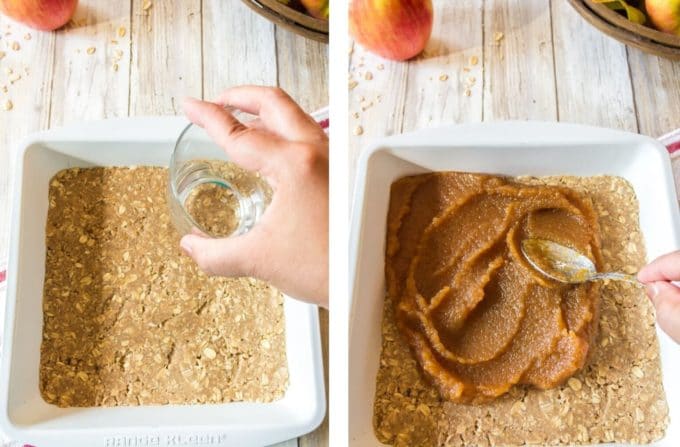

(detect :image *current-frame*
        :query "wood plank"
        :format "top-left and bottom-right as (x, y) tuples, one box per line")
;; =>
(275, 27), (328, 111)
(348, 43), (408, 185)
(551, 0), (637, 131)
(0, 19), (55, 262)
(483, 0), (557, 121)
(202, 1), (277, 100)
(129, 0), (202, 115)
(49, 1), (132, 126)
(627, 48), (680, 137)
(298, 308), (328, 447)
(402, 0), (484, 132)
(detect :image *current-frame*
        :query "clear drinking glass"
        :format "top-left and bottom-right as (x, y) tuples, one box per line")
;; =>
(168, 107), (328, 238)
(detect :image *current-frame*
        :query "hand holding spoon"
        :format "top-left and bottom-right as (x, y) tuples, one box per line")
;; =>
(520, 238), (641, 285)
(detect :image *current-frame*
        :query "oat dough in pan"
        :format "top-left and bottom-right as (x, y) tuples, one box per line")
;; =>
(40, 167), (288, 407)
(375, 173), (668, 446)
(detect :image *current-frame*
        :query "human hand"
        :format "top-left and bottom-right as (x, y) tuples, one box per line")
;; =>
(637, 250), (680, 343)
(180, 86), (328, 308)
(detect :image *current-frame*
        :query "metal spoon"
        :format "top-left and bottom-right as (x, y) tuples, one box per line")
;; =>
(520, 238), (640, 285)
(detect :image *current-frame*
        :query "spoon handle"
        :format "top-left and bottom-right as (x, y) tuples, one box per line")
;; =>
(592, 272), (641, 285)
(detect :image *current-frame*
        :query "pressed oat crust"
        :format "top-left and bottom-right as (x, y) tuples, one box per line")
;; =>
(374, 174), (669, 446)
(40, 167), (288, 407)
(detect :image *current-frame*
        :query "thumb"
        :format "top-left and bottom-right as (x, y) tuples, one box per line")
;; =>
(646, 281), (680, 344)
(180, 232), (260, 278)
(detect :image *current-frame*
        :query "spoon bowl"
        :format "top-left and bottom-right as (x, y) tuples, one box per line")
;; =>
(520, 238), (640, 285)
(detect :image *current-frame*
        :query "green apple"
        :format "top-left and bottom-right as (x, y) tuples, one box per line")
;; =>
(301, 0), (329, 20)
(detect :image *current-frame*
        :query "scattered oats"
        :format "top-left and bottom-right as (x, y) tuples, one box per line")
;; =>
(80, 276), (93, 285)
(23, 33), (31, 40)
(117, 26), (127, 37)
(365, 71), (373, 80)
(202, 347), (217, 360)
(632, 366), (644, 378)
(469, 55), (479, 65)
(349, 80), (358, 90)
(87, 47), (96, 55)
(510, 400), (525, 415)
(11, 41), (20, 51)
(353, 125), (364, 136)
(567, 377), (582, 391)
(4, 100), (12, 111)
(112, 63), (119, 72)
(464, 89), (472, 97)
(417, 403), (431, 416)
(0, 51), (5, 59)
(142, 0), (153, 11)
(377, 63), (384, 70)
(624, 265), (637, 274)
(494, 31), (504, 42)
(439, 74), (449, 81)
(8, 73), (21, 83)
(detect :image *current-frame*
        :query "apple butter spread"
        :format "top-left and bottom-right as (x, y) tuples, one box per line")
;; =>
(386, 172), (603, 404)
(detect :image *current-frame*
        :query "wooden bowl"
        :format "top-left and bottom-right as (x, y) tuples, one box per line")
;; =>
(568, 0), (680, 60)
(241, 0), (328, 43)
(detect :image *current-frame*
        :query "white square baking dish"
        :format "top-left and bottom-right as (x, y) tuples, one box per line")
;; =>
(0, 117), (325, 447)
(349, 121), (680, 446)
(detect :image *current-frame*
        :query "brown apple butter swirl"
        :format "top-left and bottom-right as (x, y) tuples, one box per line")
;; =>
(385, 173), (603, 404)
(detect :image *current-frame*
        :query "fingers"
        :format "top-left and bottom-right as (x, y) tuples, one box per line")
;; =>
(182, 97), (280, 175)
(637, 250), (680, 283)
(645, 281), (680, 344)
(180, 232), (260, 279)
(214, 86), (325, 142)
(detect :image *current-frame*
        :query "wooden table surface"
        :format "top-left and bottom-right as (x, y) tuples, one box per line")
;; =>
(0, 1), (328, 446)
(349, 0), (680, 184)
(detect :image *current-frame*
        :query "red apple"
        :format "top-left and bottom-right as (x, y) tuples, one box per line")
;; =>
(0, 0), (77, 31)
(349, 0), (433, 61)
(646, 0), (680, 36)
(301, 0), (329, 20)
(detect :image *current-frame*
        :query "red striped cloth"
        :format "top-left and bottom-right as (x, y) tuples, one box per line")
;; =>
(662, 128), (680, 154)
(661, 129), (680, 192)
